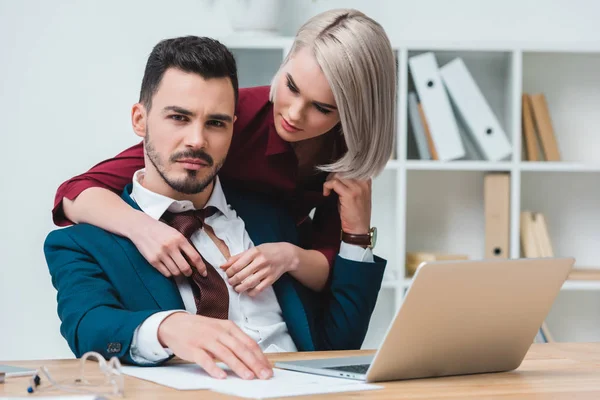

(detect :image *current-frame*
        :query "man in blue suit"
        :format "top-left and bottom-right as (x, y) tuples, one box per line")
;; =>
(44, 36), (386, 381)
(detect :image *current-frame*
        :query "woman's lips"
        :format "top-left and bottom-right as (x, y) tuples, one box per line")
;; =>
(281, 117), (301, 133)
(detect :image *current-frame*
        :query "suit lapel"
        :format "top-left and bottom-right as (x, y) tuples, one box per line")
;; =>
(121, 185), (184, 310)
(223, 184), (315, 351)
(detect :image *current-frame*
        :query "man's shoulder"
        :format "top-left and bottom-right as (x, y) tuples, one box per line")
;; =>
(44, 223), (119, 252)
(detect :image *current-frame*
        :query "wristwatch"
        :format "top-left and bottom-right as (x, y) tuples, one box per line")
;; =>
(340, 227), (377, 249)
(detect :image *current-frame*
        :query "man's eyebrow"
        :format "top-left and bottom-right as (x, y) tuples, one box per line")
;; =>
(286, 73), (337, 110)
(207, 113), (233, 123)
(163, 106), (196, 117)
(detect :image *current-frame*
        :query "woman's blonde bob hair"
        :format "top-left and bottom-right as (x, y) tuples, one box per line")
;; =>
(270, 9), (396, 180)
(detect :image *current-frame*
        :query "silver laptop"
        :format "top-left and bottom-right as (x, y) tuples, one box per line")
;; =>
(275, 257), (574, 382)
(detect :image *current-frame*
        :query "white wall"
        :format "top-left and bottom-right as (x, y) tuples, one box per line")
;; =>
(1, 0), (599, 361)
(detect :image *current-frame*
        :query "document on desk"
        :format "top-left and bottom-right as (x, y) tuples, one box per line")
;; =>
(122, 363), (381, 398)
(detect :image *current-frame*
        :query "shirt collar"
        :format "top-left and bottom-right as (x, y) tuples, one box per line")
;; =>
(130, 169), (234, 220)
(265, 102), (293, 156)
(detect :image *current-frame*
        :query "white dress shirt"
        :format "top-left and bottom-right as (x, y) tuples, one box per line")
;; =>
(129, 169), (373, 364)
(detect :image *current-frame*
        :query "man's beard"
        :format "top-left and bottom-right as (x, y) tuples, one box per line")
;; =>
(145, 130), (223, 194)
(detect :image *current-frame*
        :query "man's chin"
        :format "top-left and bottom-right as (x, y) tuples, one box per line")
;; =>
(164, 172), (215, 194)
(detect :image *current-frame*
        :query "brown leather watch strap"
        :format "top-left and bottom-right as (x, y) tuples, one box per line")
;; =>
(341, 231), (371, 247)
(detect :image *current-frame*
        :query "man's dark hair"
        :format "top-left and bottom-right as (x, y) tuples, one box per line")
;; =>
(139, 36), (238, 110)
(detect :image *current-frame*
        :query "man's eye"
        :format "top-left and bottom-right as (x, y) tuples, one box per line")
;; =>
(207, 120), (225, 128)
(170, 114), (188, 122)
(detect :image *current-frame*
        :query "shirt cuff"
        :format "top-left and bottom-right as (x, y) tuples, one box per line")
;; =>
(339, 241), (374, 263)
(130, 310), (187, 364)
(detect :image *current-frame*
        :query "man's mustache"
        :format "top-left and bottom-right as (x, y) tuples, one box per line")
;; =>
(170, 150), (214, 166)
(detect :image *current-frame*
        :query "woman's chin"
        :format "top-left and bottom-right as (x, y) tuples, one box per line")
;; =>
(275, 124), (303, 143)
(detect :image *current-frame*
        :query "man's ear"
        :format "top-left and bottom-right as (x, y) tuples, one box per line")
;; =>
(131, 103), (147, 138)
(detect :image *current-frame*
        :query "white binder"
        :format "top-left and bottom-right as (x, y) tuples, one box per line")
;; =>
(440, 58), (512, 161)
(408, 52), (465, 161)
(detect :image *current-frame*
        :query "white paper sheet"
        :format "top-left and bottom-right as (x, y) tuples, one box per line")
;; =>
(4, 397), (101, 400)
(122, 363), (381, 398)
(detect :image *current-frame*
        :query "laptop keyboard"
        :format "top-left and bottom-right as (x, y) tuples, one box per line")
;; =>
(324, 364), (370, 374)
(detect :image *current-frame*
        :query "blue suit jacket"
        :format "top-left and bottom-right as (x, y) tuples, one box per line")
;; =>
(44, 184), (386, 364)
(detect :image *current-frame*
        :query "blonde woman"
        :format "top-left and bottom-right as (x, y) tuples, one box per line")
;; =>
(52, 9), (397, 295)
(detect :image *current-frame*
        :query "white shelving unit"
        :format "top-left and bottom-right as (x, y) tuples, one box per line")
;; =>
(219, 35), (600, 348)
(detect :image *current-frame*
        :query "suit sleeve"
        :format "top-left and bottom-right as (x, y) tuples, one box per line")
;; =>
(310, 195), (343, 268)
(307, 255), (386, 351)
(52, 141), (144, 226)
(44, 229), (163, 365)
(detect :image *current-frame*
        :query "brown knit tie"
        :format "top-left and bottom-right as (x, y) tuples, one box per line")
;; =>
(161, 207), (229, 319)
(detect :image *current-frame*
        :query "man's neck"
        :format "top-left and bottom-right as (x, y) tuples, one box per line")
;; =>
(140, 169), (214, 210)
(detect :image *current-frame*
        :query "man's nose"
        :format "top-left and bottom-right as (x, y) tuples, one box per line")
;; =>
(184, 124), (207, 148)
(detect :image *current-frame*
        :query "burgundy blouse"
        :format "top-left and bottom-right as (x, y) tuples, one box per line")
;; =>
(52, 86), (343, 267)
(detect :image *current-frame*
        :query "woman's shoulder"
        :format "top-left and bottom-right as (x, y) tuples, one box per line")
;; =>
(235, 86), (271, 127)
(237, 85), (271, 105)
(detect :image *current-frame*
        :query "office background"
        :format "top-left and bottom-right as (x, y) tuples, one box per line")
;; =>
(1, 0), (599, 361)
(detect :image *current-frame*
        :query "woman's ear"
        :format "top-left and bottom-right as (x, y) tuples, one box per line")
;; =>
(131, 103), (147, 138)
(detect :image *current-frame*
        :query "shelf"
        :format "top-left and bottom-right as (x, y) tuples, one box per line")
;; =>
(385, 160), (401, 170)
(405, 160), (513, 171)
(217, 36), (600, 53)
(561, 280), (600, 291)
(388, 161), (600, 173)
(381, 276), (600, 291)
(218, 35), (291, 49)
(520, 162), (600, 173)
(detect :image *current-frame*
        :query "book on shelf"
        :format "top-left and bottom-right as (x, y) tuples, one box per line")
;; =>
(520, 210), (554, 258)
(405, 252), (469, 277)
(522, 93), (562, 162)
(408, 52), (465, 161)
(520, 211), (598, 281)
(520, 211), (557, 344)
(484, 173), (510, 259)
(407, 53), (511, 161)
(440, 57), (512, 161)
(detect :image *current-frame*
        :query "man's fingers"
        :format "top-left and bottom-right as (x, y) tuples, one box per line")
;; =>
(224, 325), (272, 379)
(192, 348), (227, 379)
(205, 339), (255, 380)
(181, 242), (207, 277)
(229, 259), (261, 286)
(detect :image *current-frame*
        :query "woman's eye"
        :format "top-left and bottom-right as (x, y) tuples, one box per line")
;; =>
(314, 104), (331, 115)
(286, 81), (299, 94)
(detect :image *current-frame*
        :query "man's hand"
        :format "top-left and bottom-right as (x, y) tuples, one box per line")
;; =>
(157, 312), (273, 380)
(221, 243), (299, 296)
(128, 212), (207, 278)
(323, 174), (372, 235)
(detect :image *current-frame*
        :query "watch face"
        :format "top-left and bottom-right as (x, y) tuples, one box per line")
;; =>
(370, 227), (377, 249)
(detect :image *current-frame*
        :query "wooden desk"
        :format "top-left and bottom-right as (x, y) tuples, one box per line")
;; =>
(2, 343), (600, 399)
